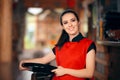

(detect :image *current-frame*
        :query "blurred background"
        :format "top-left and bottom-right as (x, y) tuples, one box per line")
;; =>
(0, 0), (120, 80)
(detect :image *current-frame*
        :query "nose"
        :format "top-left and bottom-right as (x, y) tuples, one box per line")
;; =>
(68, 22), (72, 27)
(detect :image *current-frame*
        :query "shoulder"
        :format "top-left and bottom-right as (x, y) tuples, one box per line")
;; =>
(80, 38), (93, 45)
(83, 38), (96, 53)
(80, 38), (96, 53)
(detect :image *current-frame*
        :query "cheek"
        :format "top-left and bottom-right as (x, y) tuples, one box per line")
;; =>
(75, 23), (79, 29)
(62, 25), (68, 30)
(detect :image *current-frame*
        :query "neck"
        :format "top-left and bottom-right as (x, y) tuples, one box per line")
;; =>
(69, 32), (79, 41)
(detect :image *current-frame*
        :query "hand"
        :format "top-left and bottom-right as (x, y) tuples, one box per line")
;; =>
(19, 60), (29, 70)
(51, 66), (66, 76)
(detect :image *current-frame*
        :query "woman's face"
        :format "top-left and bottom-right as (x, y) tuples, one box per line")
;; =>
(62, 13), (80, 36)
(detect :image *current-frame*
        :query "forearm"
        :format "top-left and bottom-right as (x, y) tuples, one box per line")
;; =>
(19, 53), (56, 70)
(22, 52), (55, 64)
(64, 68), (94, 78)
(23, 57), (47, 64)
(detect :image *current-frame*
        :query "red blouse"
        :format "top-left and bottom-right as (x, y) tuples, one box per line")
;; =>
(52, 38), (94, 80)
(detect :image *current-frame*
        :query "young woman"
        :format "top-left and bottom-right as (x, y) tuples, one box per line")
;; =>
(19, 9), (96, 80)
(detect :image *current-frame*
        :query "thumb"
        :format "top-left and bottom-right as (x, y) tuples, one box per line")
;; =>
(51, 69), (56, 72)
(58, 66), (63, 69)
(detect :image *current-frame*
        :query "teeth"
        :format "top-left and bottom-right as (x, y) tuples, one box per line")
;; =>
(69, 28), (73, 30)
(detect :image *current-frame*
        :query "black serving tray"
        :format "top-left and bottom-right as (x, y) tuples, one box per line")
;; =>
(22, 63), (57, 74)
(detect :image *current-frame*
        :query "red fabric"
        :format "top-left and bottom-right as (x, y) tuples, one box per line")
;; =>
(53, 38), (93, 80)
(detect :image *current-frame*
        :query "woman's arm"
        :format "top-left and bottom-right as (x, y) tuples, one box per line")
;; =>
(52, 49), (95, 78)
(19, 52), (56, 70)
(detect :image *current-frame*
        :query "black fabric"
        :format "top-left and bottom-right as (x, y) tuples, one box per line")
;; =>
(87, 42), (96, 53)
(52, 33), (96, 54)
(72, 33), (84, 42)
(52, 48), (55, 54)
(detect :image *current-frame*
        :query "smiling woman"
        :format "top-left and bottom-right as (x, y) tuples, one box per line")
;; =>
(19, 9), (96, 80)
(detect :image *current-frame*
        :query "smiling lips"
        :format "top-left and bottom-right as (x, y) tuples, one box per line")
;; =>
(68, 27), (74, 31)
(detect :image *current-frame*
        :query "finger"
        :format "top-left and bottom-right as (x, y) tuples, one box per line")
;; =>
(58, 66), (63, 69)
(58, 66), (62, 68)
(51, 69), (56, 72)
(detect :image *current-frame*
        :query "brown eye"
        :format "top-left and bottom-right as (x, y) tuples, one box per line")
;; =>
(71, 19), (76, 22)
(63, 21), (68, 24)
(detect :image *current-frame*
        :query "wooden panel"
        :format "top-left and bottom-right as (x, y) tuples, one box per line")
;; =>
(23, 0), (67, 9)
(95, 43), (109, 80)
(0, 0), (1, 64)
(0, 0), (1, 53)
(0, 0), (12, 63)
(94, 71), (106, 80)
(108, 47), (120, 79)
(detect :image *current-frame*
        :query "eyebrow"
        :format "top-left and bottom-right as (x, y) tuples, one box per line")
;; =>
(63, 17), (76, 22)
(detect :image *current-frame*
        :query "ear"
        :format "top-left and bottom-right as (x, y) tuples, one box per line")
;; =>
(62, 25), (65, 29)
(78, 22), (80, 28)
(78, 21), (80, 25)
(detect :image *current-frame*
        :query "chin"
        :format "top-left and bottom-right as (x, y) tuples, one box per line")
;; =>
(69, 33), (77, 36)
